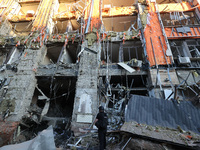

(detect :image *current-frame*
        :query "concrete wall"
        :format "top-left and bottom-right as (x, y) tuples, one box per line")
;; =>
(0, 46), (47, 121)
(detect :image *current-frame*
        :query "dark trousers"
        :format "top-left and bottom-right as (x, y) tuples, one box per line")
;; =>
(98, 129), (106, 150)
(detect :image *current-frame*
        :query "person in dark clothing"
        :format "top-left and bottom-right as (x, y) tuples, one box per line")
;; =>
(95, 106), (107, 150)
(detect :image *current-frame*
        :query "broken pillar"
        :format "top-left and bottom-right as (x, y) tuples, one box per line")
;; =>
(71, 0), (101, 134)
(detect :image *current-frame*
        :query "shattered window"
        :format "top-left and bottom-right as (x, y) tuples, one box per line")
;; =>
(161, 11), (199, 26)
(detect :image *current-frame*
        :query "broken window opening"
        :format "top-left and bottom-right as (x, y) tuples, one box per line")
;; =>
(179, 86), (200, 101)
(98, 75), (148, 132)
(35, 77), (76, 118)
(10, 22), (33, 36)
(102, 16), (137, 32)
(0, 46), (24, 72)
(100, 75), (147, 105)
(101, 41), (143, 64)
(8, 1), (40, 34)
(170, 39), (200, 67)
(15, 77), (76, 148)
(46, 43), (78, 64)
(53, 20), (80, 34)
(161, 11), (199, 27)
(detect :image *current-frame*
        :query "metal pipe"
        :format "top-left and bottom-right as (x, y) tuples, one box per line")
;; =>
(187, 85), (198, 95)
(150, 37), (157, 68)
(150, 37), (162, 90)
(159, 36), (169, 66)
(85, 0), (94, 33)
(159, 36), (174, 91)
(121, 137), (132, 150)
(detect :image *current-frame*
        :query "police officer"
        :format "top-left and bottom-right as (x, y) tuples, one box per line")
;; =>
(95, 106), (107, 150)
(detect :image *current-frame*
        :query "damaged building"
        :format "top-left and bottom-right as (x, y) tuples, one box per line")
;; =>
(0, 0), (200, 149)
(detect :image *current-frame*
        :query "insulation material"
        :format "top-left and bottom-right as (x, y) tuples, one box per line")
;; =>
(102, 6), (136, 17)
(142, 3), (171, 66)
(0, 126), (56, 150)
(158, 2), (195, 13)
(125, 95), (200, 134)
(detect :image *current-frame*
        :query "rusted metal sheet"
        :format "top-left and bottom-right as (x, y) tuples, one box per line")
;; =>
(84, 0), (101, 32)
(143, 3), (171, 67)
(0, 121), (19, 147)
(165, 27), (200, 39)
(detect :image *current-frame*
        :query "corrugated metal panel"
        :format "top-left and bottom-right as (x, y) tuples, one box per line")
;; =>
(125, 95), (200, 134)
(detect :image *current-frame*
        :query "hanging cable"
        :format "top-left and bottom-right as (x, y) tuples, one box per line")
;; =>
(106, 40), (112, 96)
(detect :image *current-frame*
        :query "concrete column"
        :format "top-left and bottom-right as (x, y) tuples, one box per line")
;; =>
(71, 42), (100, 134)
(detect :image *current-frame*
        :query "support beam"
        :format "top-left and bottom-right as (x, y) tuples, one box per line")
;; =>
(36, 65), (147, 77)
(71, 0), (101, 135)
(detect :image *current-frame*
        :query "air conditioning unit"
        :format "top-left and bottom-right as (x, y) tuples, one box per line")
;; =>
(178, 57), (191, 65)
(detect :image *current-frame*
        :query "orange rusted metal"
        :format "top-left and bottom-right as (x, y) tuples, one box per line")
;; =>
(144, 3), (171, 67)
(0, 121), (19, 147)
(32, 0), (53, 30)
(165, 27), (200, 39)
(84, 0), (101, 32)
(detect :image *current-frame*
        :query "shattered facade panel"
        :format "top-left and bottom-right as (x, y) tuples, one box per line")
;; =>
(0, 0), (200, 149)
